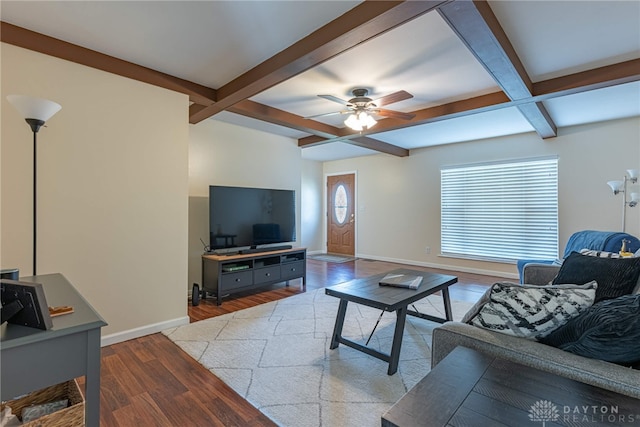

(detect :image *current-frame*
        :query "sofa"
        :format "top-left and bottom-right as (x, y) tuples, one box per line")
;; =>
(431, 261), (640, 399)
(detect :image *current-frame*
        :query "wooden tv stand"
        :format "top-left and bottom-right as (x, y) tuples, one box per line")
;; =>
(201, 248), (306, 305)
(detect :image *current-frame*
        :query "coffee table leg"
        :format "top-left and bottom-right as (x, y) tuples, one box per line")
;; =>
(388, 306), (408, 375)
(442, 287), (453, 321)
(330, 299), (348, 349)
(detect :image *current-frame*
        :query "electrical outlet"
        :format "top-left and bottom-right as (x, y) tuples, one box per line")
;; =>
(425, 246), (431, 254)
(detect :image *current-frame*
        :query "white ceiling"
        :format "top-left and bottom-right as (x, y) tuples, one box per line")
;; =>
(2, 1), (639, 162)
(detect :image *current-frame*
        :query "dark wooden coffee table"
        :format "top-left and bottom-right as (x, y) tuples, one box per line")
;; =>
(325, 268), (457, 375)
(382, 346), (640, 427)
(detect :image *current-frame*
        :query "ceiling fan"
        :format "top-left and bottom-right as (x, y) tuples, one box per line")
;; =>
(307, 88), (416, 131)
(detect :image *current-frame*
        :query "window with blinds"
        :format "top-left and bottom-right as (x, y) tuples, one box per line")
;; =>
(441, 157), (558, 263)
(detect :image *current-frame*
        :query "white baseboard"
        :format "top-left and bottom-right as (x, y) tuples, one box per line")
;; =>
(101, 316), (190, 347)
(356, 253), (519, 281)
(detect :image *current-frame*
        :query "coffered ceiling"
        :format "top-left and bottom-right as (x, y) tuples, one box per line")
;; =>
(2, 1), (639, 162)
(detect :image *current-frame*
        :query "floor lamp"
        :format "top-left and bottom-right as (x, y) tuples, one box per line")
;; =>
(607, 169), (639, 233)
(6, 95), (62, 276)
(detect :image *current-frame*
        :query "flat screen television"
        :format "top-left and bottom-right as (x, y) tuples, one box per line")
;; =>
(209, 185), (296, 251)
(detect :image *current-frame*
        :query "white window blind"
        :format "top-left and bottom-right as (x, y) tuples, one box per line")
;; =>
(441, 157), (558, 262)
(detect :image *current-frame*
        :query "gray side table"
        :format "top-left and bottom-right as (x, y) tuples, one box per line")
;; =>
(1, 273), (107, 427)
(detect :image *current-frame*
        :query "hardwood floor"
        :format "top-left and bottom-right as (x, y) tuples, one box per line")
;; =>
(87, 258), (501, 426)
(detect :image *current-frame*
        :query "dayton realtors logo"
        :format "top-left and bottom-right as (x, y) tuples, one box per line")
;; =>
(529, 400), (559, 426)
(529, 400), (639, 425)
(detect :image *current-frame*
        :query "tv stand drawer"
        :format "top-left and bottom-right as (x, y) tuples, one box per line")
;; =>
(254, 266), (281, 284)
(220, 271), (253, 291)
(281, 261), (305, 280)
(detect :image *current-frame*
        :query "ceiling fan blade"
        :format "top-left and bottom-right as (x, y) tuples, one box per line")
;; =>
(374, 108), (416, 120)
(304, 111), (347, 119)
(318, 94), (350, 106)
(373, 90), (413, 107)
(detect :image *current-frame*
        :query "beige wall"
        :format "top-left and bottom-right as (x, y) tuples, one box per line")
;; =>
(187, 119), (306, 286)
(1, 44), (190, 343)
(301, 159), (324, 251)
(323, 117), (640, 279)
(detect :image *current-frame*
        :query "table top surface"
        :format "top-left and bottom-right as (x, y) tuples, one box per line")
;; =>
(325, 268), (457, 311)
(1, 273), (107, 349)
(383, 346), (640, 427)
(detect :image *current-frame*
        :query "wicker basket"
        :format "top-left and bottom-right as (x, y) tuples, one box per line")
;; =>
(1, 379), (84, 426)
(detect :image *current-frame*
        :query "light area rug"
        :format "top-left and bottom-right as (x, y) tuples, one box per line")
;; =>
(163, 288), (473, 427)
(307, 254), (357, 263)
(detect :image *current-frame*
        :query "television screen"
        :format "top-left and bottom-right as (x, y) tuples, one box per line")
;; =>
(209, 185), (296, 250)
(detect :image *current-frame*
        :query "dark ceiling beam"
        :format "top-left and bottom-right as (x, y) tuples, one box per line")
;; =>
(533, 58), (640, 97)
(392, 92), (511, 128)
(516, 102), (556, 137)
(299, 58), (640, 148)
(228, 101), (408, 156)
(0, 21), (218, 106)
(188, 0), (448, 124)
(438, 0), (557, 139)
(347, 137), (410, 157)
(298, 135), (329, 147)
(227, 100), (343, 139)
(515, 102), (556, 138)
(297, 134), (410, 157)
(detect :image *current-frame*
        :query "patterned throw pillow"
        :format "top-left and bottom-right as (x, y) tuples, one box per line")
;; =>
(579, 248), (624, 258)
(463, 281), (597, 340)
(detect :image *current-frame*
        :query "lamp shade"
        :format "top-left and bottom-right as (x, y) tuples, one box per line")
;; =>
(344, 114), (363, 131)
(607, 180), (623, 193)
(627, 169), (639, 181)
(360, 112), (377, 129)
(7, 95), (62, 122)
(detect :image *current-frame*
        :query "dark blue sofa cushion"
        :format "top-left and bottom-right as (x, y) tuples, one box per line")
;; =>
(552, 252), (640, 302)
(540, 294), (640, 366)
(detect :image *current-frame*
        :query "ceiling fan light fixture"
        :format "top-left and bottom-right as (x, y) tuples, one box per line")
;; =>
(320, 88), (411, 130)
(345, 111), (376, 131)
(344, 113), (363, 131)
(361, 111), (377, 129)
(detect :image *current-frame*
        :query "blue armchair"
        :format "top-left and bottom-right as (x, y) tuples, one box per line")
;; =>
(517, 230), (640, 283)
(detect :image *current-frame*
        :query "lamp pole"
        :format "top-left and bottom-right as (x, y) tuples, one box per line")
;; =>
(622, 175), (628, 233)
(25, 119), (45, 274)
(34, 128), (38, 274)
